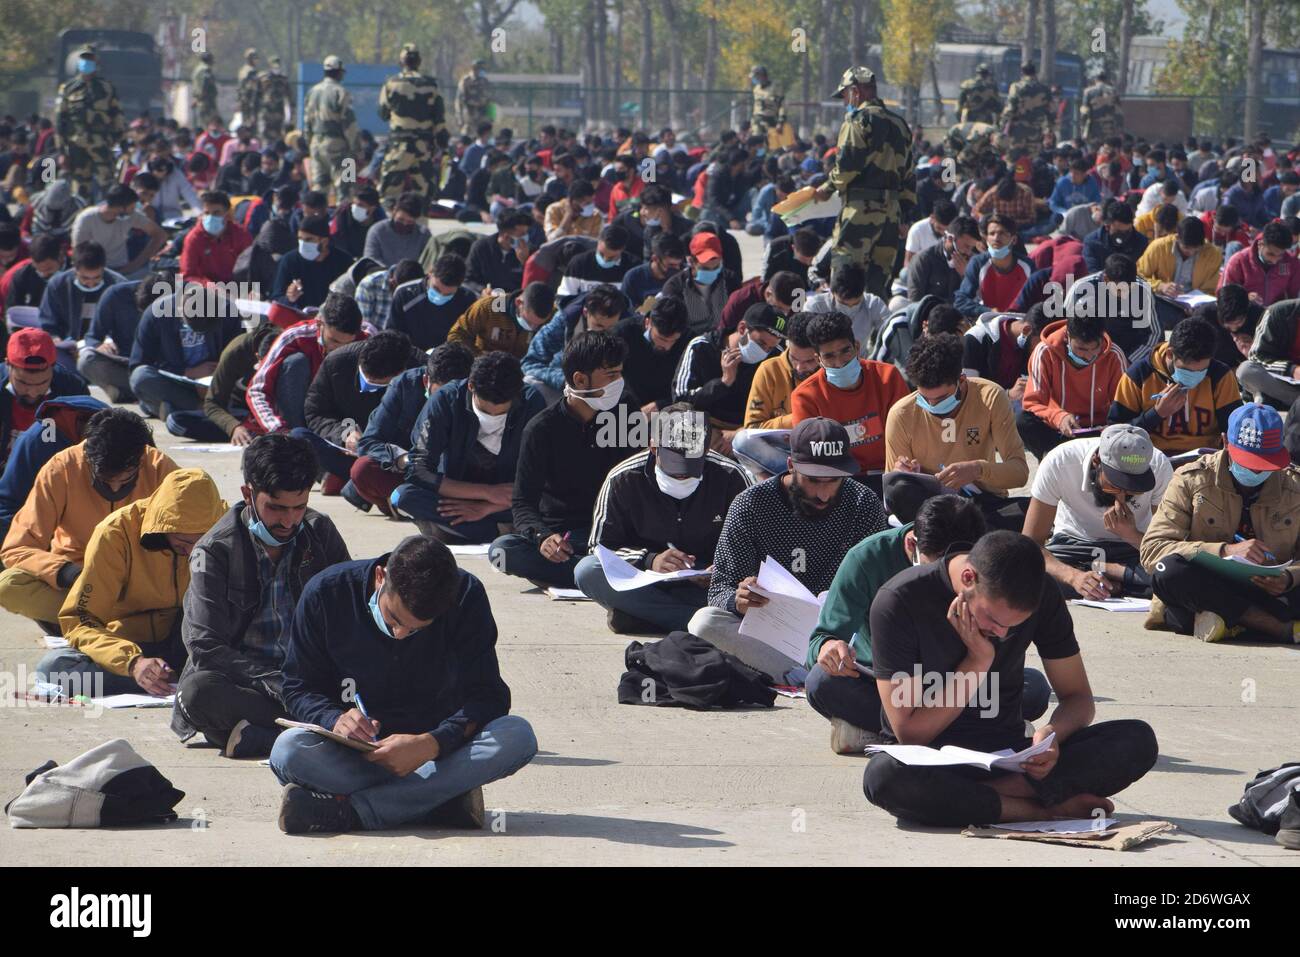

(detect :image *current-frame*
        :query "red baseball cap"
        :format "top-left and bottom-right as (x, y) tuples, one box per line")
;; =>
(6, 328), (56, 367)
(688, 233), (723, 261)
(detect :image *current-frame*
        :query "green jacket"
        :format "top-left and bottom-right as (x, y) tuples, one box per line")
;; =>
(805, 523), (911, 668)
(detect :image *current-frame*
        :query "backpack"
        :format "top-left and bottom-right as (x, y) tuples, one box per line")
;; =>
(618, 631), (777, 710)
(1228, 763), (1300, 835)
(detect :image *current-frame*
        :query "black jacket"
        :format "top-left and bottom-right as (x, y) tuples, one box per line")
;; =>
(589, 449), (751, 569)
(618, 632), (777, 708)
(611, 317), (688, 411)
(304, 339), (425, 445)
(906, 241), (964, 304)
(385, 279), (478, 350)
(172, 503), (351, 740)
(671, 331), (768, 427)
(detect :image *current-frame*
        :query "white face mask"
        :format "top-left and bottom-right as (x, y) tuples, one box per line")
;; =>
(471, 397), (509, 454)
(564, 375), (624, 412)
(654, 464), (701, 500)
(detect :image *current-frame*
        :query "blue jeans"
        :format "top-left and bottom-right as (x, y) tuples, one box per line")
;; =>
(129, 364), (202, 421)
(274, 351), (312, 431)
(167, 409), (230, 442)
(269, 715), (537, 830)
(573, 553), (708, 632)
(488, 529), (589, 588)
(290, 427), (357, 481)
(731, 428), (791, 477)
(35, 641), (186, 697)
(390, 483), (510, 544)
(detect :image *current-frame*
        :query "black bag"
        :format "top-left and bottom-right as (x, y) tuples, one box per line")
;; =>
(618, 631), (777, 710)
(1228, 763), (1300, 835)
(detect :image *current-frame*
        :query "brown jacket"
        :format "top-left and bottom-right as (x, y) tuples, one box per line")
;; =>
(444, 291), (534, 359)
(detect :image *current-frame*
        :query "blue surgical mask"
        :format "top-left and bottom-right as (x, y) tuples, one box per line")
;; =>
(351, 203), (369, 222)
(917, 388), (960, 416)
(581, 204), (597, 217)
(824, 360), (863, 389)
(427, 285), (453, 306)
(694, 265), (721, 285)
(844, 102), (854, 115)
(73, 278), (104, 293)
(76, 60), (96, 75)
(1229, 461), (1271, 487)
(642, 215), (660, 228)
(369, 583), (394, 637)
(1170, 366), (1207, 389)
(1067, 344), (1093, 367)
(516, 312), (533, 332)
(988, 244), (1011, 260)
(247, 500), (298, 547)
(358, 368), (386, 393)
(1016, 332), (1029, 350)
(298, 239), (320, 259)
(738, 333), (769, 364)
(596, 251), (618, 269)
(201, 214), (225, 236)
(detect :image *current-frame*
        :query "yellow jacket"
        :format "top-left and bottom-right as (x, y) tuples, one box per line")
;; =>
(1, 446), (177, 587)
(445, 291), (534, 359)
(60, 469), (226, 676)
(744, 352), (799, 429)
(1136, 234), (1222, 296)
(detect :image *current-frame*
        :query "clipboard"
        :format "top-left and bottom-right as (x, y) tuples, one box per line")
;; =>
(275, 718), (378, 752)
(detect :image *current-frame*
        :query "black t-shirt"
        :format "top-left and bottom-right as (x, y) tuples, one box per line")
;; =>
(869, 553), (1080, 751)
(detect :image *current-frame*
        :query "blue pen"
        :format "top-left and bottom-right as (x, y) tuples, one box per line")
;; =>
(353, 692), (379, 743)
(1234, 534), (1277, 563)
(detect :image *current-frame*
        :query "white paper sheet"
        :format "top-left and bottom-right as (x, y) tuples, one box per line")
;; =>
(43, 635), (69, 648)
(446, 543), (492, 556)
(1175, 291), (1215, 309)
(1069, 597), (1152, 612)
(180, 444), (241, 453)
(737, 556), (823, 663)
(867, 733), (1056, 772)
(773, 186), (843, 226)
(993, 817), (1118, 834)
(545, 587), (591, 601)
(92, 693), (176, 709)
(595, 544), (711, 592)
(235, 298), (272, 316)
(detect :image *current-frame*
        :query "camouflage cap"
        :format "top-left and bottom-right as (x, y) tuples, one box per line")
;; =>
(976, 62), (991, 74)
(473, 58), (488, 68)
(833, 66), (875, 96)
(401, 43), (420, 58)
(269, 56), (282, 68)
(244, 47), (258, 60)
(77, 44), (98, 60)
(199, 51), (214, 64)
(323, 55), (344, 71)
(750, 64), (767, 75)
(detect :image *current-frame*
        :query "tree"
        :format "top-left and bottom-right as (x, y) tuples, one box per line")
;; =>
(1021, 0), (1039, 69)
(880, 0), (951, 126)
(1039, 0), (1057, 84)
(1244, 0), (1263, 140)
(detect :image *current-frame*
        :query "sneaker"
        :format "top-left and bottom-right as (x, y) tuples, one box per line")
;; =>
(1193, 611), (1244, 643)
(606, 607), (660, 635)
(277, 783), (361, 834)
(1276, 791), (1300, 850)
(1292, 622), (1300, 645)
(340, 480), (372, 513)
(427, 786), (486, 830)
(830, 717), (882, 755)
(224, 719), (278, 759)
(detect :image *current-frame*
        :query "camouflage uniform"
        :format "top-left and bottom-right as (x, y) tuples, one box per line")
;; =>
(945, 121), (1002, 180)
(1000, 73), (1055, 151)
(749, 67), (785, 138)
(237, 49), (262, 130)
(258, 58), (294, 142)
(378, 49), (446, 207)
(305, 57), (361, 201)
(54, 47), (125, 201)
(957, 68), (1001, 124)
(456, 63), (492, 136)
(1080, 80), (1123, 146)
(826, 67), (916, 300)
(191, 57), (220, 127)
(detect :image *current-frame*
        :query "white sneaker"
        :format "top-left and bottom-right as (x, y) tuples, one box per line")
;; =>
(1193, 610), (1240, 643)
(830, 718), (882, 755)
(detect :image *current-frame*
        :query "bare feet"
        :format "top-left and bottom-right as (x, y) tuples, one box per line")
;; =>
(1048, 792), (1114, 819)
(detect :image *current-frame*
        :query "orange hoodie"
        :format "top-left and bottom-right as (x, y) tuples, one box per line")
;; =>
(1023, 319), (1126, 430)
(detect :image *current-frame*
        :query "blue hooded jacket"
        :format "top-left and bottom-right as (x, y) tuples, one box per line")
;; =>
(356, 366), (429, 470)
(0, 394), (106, 533)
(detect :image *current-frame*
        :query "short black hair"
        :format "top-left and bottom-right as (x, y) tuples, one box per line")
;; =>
(651, 232), (685, 260)
(1216, 282), (1250, 325)
(199, 189), (230, 210)
(105, 184), (137, 208)
(1024, 301), (1053, 335)
(1102, 199), (1134, 224)
(521, 281), (555, 317)
(562, 329), (627, 384)
(385, 535), (459, 621)
(241, 432), (318, 494)
(583, 284), (625, 319)
(830, 264), (867, 301)
(29, 234), (63, 263)
(1102, 253), (1137, 283)
(784, 312), (813, 349)
(925, 304), (965, 336)
(931, 198), (958, 225)
(792, 228), (823, 258)
(1262, 221), (1292, 249)
(968, 530), (1045, 611)
(906, 332), (964, 388)
(1153, 203), (1180, 232)
(1169, 316), (1216, 363)
(1177, 216), (1205, 247)
(648, 295), (688, 336)
(806, 311), (855, 350)
(599, 224), (629, 250)
(469, 350), (525, 404)
(767, 270), (805, 307)
(1066, 310), (1105, 343)
(299, 214), (330, 238)
(1215, 204), (1240, 227)
(358, 330), (414, 380)
(913, 495), (987, 559)
(949, 215), (981, 240)
(568, 179), (595, 200)
(318, 292), (363, 334)
(72, 241), (106, 270)
(392, 259), (425, 287)
(82, 408), (154, 476)
(427, 341), (474, 384)
(432, 253), (467, 287)
(395, 191), (424, 217)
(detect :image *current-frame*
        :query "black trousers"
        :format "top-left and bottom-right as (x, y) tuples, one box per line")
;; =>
(1016, 408), (1070, 460)
(862, 719), (1158, 827)
(175, 668), (287, 747)
(1151, 553), (1300, 635)
(882, 472), (1028, 532)
(1046, 533), (1152, 597)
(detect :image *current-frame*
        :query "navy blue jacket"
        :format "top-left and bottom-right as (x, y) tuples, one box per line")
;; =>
(83, 280), (144, 354)
(281, 556), (511, 754)
(385, 280), (478, 351)
(37, 267), (127, 341)
(128, 296), (244, 375)
(0, 394), (106, 531)
(270, 246), (352, 308)
(0, 364), (90, 469)
(405, 378), (545, 492)
(1082, 226), (1150, 275)
(357, 367), (428, 470)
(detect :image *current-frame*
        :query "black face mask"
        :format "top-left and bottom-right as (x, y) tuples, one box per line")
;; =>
(93, 474), (138, 502)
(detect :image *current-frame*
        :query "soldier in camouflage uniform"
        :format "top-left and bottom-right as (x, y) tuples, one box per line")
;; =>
(957, 62), (1001, 124)
(378, 44), (446, 208)
(749, 65), (785, 139)
(456, 59), (492, 136)
(304, 54), (362, 202)
(54, 45), (125, 201)
(258, 56), (294, 143)
(237, 48), (262, 132)
(945, 121), (1002, 180)
(191, 52), (220, 128)
(815, 67), (916, 300)
(1080, 70), (1123, 147)
(1000, 61), (1055, 151)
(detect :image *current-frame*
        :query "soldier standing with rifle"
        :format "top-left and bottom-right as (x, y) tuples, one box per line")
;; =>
(957, 62), (1001, 124)
(378, 43), (445, 209)
(456, 59), (493, 136)
(749, 65), (786, 141)
(54, 44), (125, 201)
(237, 48), (262, 134)
(192, 52), (220, 128)
(259, 56), (294, 143)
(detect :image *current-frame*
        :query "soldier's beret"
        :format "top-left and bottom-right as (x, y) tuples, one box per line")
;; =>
(323, 55), (344, 71)
(833, 66), (875, 96)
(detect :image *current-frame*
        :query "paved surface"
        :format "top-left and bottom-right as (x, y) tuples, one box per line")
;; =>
(2, 225), (1297, 865)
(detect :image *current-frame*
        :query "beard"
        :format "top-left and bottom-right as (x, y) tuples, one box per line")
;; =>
(1087, 462), (1116, 508)
(790, 478), (838, 520)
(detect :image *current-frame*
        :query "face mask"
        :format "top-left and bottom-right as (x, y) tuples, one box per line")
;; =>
(472, 399), (509, 454)
(201, 214), (225, 236)
(565, 375), (624, 412)
(1067, 344), (1094, 367)
(73, 278), (104, 293)
(694, 265), (721, 285)
(581, 204), (597, 217)
(824, 359), (863, 389)
(596, 251), (618, 269)
(1016, 332), (1029, 350)
(1170, 366), (1207, 389)
(642, 215), (661, 228)
(93, 474), (137, 503)
(427, 285), (454, 306)
(357, 368), (387, 393)
(654, 465), (702, 500)
(917, 388), (960, 416)
(369, 582), (395, 638)
(76, 60), (96, 75)
(299, 240), (320, 260)
(392, 220), (414, 235)
(1229, 461), (1271, 487)
(738, 333), (769, 364)
(515, 312), (534, 332)
(247, 498), (299, 547)
(988, 244), (1011, 260)
(844, 102), (854, 115)
(351, 203), (369, 222)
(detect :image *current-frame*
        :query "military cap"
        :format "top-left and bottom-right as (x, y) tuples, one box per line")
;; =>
(199, 51), (214, 64)
(473, 58), (488, 68)
(976, 62), (991, 75)
(833, 66), (875, 96)
(401, 43), (420, 57)
(269, 56), (282, 68)
(323, 55), (344, 71)
(77, 44), (98, 60)
(244, 47), (259, 60)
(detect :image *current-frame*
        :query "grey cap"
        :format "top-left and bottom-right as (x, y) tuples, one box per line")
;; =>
(323, 55), (344, 71)
(654, 408), (710, 479)
(1098, 424), (1156, 493)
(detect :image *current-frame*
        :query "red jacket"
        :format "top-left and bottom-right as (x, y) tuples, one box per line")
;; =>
(245, 319), (367, 434)
(1219, 238), (1300, 307)
(179, 220), (252, 285)
(1023, 319), (1126, 430)
(1199, 210), (1252, 250)
(1030, 236), (1086, 288)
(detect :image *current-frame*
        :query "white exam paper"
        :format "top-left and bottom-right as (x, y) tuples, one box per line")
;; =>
(596, 544), (711, 592)
(737, 556), (823, 663)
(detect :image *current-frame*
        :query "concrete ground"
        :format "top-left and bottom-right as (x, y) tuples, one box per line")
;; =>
(1, 225), (1297, 866)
